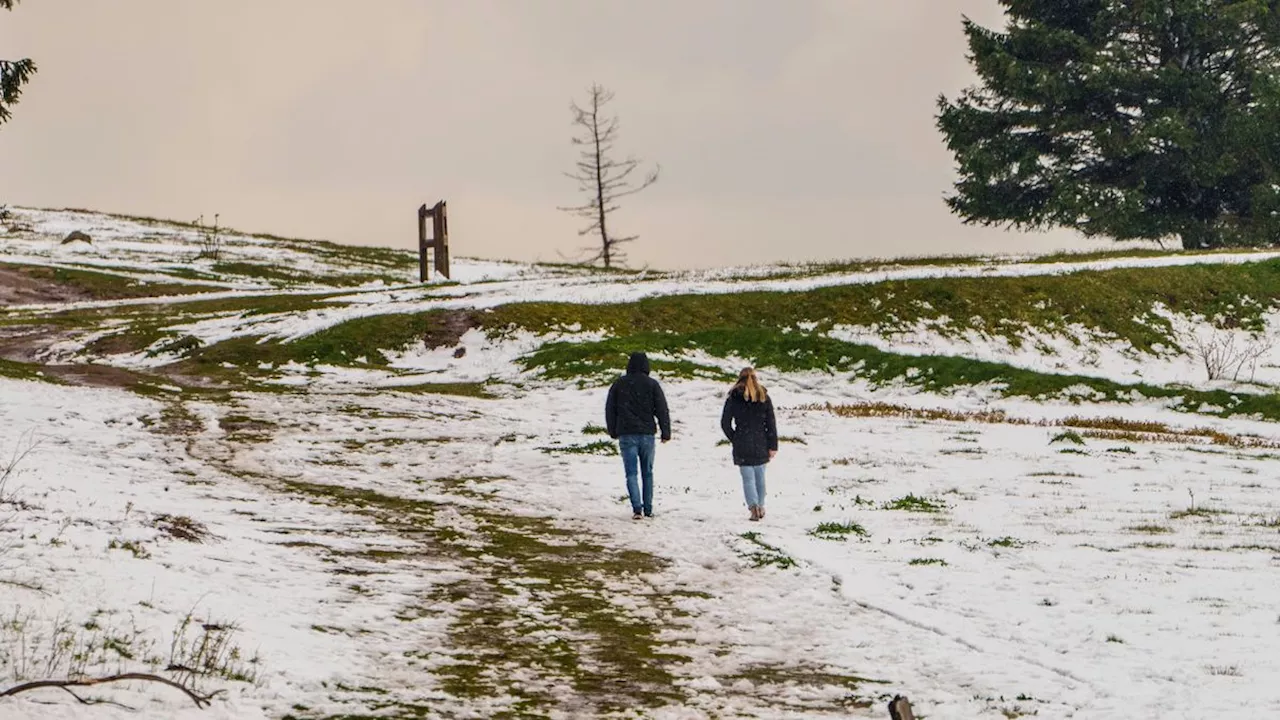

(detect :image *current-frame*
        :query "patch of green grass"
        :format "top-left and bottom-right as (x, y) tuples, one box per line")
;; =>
(2, 263), (215, 300)
(280, 476), (691, 714)
(212, 261), (309, 285)
(737, 532), (797, 570)
(882, 494), (947, 513)
(263, 235), (418, 272)
(482, 257), (1280, 351)
(1028, 246), (1271, 265)
(539, 440), (618, 456)
(1050, 430), (1086, 446)
(387, 382), (495, 398)
(106, 538), (151, 559)
(720, 664), (880, 709)
(439, 518), (685, 712)
(514, 328), (1280, 422)
(518, 334), (735, 384)
(174, 309), (476, 380)
(218, 414), (277, 442)
(1128, 524), (1173, 534)
(986, 536), (1027, 548)
(0, 357), (63, 384)
(909, 557), (949, 566)
(1169, 507), (1229, 520)
(581, 423), (609, 435)
(212, 261), (403, 288)
(807, 521), (868, 541)
(146, 334), (203, 359)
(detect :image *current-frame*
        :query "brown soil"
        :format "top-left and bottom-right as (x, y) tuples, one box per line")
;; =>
(0, 266), (96, 306)
(0, 264), (233, 391)
(423, 309), (479, 350)
(1, 263), (219, 306)
(0, 324), (68, 363)
(38, 363), (156, 389)
(0, 321), (217, 392)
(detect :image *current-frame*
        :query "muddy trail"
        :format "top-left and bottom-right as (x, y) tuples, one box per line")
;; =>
(152, 389), (884, 719)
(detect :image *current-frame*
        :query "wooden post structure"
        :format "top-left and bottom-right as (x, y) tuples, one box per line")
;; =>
(418, 200), (450, 281)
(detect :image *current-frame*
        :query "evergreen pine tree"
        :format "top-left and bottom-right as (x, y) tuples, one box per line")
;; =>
(938, 1), (1280, 249)
(1, 0), (36, 126)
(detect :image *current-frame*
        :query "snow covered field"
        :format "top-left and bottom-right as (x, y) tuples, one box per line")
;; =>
(3, 375), (1280, 718)
(2, 207), (1280, 718)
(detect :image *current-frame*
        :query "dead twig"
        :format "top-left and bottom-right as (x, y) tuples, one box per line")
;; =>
(0, 673), (223, 708)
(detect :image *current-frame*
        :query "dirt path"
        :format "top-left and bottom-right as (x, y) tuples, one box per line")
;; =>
(164, 392), (886, 719)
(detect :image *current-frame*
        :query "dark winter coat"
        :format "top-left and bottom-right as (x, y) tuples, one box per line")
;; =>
(605, 353), (672, 440)
(720, 387), (777, 466)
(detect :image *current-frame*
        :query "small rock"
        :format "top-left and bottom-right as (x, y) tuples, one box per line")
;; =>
(61, 230), (92, 245)
(453, 346), (467, 358)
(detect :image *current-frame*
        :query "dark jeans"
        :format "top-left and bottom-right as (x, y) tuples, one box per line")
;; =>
(618, 434), (656, 515)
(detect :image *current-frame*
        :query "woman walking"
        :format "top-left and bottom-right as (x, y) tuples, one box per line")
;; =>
(720, 367), (778, 521)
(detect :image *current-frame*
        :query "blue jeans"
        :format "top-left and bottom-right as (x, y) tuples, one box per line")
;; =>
(740, 464), (766, 507)
(619, 434), (656, 515)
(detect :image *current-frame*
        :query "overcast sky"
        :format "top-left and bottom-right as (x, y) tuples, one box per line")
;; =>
(0, 1), (1091, 269)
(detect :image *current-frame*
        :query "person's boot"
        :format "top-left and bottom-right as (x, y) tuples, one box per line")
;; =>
(749, 505), (760, 521)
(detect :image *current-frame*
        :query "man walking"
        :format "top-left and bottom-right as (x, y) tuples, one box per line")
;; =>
(605, 352), (672, 519)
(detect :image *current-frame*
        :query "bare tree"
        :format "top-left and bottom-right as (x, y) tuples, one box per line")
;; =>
(559, 83), (658, 268)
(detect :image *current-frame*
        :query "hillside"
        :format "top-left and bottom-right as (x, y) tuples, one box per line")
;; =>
(1, 206), (1279, 719)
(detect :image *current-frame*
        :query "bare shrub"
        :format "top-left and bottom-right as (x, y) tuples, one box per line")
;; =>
(0, 606), (259, 707)
(0, 433), (40, 588)
(194, 213), (222, 262)
(1179, 327), (1274, 382)
(150, 514), (213, 543)
(0, 430), (38, 508)
(0, 609), (157, 683)
(802, 402), (1280, 448)
(166, 614), (260, 689)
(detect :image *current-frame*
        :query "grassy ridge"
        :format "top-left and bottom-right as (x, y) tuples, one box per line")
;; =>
(480, 258), (1280, 351)
(520, 329), (1280, 420)
(20, 252), (1279, 422)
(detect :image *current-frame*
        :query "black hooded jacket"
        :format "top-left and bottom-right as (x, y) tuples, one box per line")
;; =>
(720, 386), (778, 466)
(605, 353), (672, 440)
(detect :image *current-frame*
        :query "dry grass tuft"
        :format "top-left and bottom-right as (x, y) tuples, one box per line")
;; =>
(802, 402), (1280, 449)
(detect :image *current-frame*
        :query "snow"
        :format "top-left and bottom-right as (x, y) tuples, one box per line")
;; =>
(3, 207), (1280, 717)
(828, 306), (1280, 391)
(4, 366), (1280, 717)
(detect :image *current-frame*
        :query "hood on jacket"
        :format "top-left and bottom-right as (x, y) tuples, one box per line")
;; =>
(626, 352), (651, 375)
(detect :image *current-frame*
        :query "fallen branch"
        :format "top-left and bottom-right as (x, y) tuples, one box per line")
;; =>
(0, 673), (222, 708)
(57, 685), (134, 710)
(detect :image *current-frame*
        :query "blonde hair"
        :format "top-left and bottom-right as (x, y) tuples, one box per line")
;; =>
(735, 367), (768, 403)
